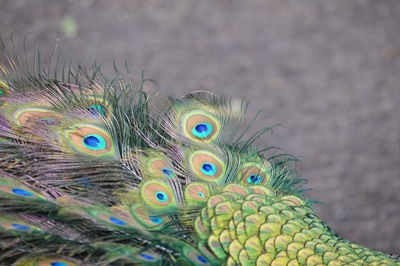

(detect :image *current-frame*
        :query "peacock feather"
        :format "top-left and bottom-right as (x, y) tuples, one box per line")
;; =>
(0, 38), (398, 266)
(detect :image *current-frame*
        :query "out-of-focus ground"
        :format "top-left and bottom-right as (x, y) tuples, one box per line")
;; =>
(1, 0), (399, 253)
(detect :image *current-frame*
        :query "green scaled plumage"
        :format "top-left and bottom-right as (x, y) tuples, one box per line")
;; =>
(0, 39), (398, 266)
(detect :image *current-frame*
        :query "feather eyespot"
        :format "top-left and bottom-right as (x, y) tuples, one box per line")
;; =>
(141, 154), (176, 179)
(189, 150), (225, 182)
(148, 216), (163, 224)
(141, 181), (176, 210)
(87, 104), (107, 117)
(11, 223), (31, 230)
(13, 107), (62, 128)
(155, 191), (168, 202)
(82, 134), (107, 150)
(247, 174), (263, 184)
(83, 97), (110, 118)
(108, 217), (128, 226)
(240, 162), (271, 185)
(94, 212), (131, 227)
(130, 204), (169, 229)
(192, 123), (213, 138)
(0, 180), (44, 199)
(11, 188), (34, 197)
(182, 246), (211, 265)
(161, 168), (174, 178)
(65, 124), (114, 156)
(0, 220), (39, 232)
(184, 183), (210, 204)
(131, 251), (162, 262)
(200, 163), (217, 176)
(196, 255), (209, 265)
(182, 110), (220, 142)
(140, 254), (154, 260)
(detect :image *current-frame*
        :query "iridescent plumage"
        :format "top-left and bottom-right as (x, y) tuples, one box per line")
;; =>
(0, 40), (398, 265)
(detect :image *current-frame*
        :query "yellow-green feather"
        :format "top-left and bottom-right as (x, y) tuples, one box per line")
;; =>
(192, 184), (398, 265)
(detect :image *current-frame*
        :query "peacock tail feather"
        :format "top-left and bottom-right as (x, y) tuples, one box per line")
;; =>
(0, 39), (398, 266)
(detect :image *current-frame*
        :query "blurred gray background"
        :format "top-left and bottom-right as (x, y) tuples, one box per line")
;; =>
(1, 0), (399, 254)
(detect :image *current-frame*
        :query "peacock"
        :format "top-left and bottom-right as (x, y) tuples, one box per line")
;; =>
(0, 39), (398, 266)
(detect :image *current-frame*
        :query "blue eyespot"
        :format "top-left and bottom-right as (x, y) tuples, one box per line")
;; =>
(50, 262), (68, 266)
(161, 168), (174, 178)
(149, 216), (163, 224)
(83, 134), (106, 150)
(192, 123), (213, 138)
(83, 135), (100, 147)
(196, 255), (209, 264)
(197, 192), (205, 198)
(247, 174), (262, 184)
(140, 253), (155, 260)
(88, 104), (105, 116)
(109, 217), (127, 226)
(155, 192), (168, 202)
(201, 163), (217, 176)
(11, 224), (30, 230)
(11, 188), (34, 197)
